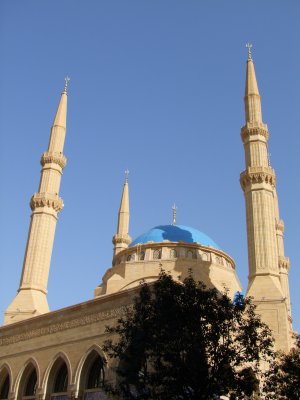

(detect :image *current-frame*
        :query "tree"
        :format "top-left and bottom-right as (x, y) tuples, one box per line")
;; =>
(104, 271), (273, 399)
(263, 335), (300, 400)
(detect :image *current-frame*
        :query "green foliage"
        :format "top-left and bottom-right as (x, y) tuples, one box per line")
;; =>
(263, 335), (300, 400)
(104, 271), (274, 399)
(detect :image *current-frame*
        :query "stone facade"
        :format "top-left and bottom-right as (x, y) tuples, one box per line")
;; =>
(0, 290), (136, 400)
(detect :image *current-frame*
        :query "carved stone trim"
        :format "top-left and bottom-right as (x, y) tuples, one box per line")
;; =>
(276, 219), (285, 233)
(240, 126), (269, 142)
(40, 152), (67, 169)
(112, 234), (131, 245)
(279, 256), (290, 271)
(240, 166), (276, 190)
(0, 306), (131, 347)
(30, 193), (63, 212)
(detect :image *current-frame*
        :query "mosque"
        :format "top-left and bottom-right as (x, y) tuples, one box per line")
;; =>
(0, 48), (294, 400)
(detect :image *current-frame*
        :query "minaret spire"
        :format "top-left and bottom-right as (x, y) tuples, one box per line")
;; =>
(244, 44), (262, 124)
(240, 48), (292, 351)
(4, 79), (69, 325)
(112, 171), (131, 259)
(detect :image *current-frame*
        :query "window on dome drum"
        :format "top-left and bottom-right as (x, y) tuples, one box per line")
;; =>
(138, 252), (145, 261)
(24, 369), (37, 397)
(170, 249), (177, 258)
(51, 363), (68, 398)
(0, 374), (9, 400)
(153, 250), (161, 260)
(186, 250), (194, 259)
(215, 256), (222, 265)
(201, 252), (208, 261)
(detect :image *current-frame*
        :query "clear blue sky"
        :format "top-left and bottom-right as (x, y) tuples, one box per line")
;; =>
(0, 1), (299, 333)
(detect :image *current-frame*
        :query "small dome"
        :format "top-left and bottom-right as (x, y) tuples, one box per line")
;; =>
(130, 225), (219, 249)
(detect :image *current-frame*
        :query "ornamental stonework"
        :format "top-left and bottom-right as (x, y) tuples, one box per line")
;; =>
(40, 151), (67, 169)
(112, 234), (131, 245)
(279, 256), (290, 271)
(276, 219), (285, 233)
(30, 193), (64, 212)
(240, 125), (269, 143)
(0, 305), (131, 347)
(240, 166), (276, 190)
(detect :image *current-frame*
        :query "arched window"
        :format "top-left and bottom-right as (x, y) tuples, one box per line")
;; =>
(0, 374), (9, 400)
(170, 249), (177, 259)
(201, 252), (208, 261)
(127, 254), (135, 262)
(80, 351), (106, 400)
(215, 256), (222, 265)
(86, 356), (105, 389)
(138, 252), (145, 261)
(53, 364), (68, 394)
(186, 250), (193, 259)
(24, 369), (37, 397)
(153, 250), (161, 260)
(46, 359), (69, 400)
(46, 357), (70, 400)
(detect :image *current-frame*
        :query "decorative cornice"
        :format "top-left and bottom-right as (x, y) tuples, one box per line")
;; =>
(279, 256), (290, 271)
(41, 152), (67, 169)
(240, 166), (276, 190)
(30, 193), (63, 212)
(276, 219), (285, 233)
(0, 306), (131, 347)
(112, 233), (131, 245)
(240, 125), (269, 143)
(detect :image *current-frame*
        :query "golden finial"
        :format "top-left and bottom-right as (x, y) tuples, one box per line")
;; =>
(125, 169), (129, 183)
(172, 203), (177, 226)
(64, 76), (70, 93)
(246, 43), (253, 60)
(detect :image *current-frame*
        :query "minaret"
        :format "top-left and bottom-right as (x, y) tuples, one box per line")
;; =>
(4, 78), (69, 325)
(112, 170), (131, 260)
(240, 45), (292, 351)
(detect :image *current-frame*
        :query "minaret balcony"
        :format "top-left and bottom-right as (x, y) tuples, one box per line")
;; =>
(276, 219), (285, 233)
(279, 256), (290, 271)
(41, 151), (67, 169)
(240, 125), (269, 143)
(112, 233), (132, 246)
(240, 166), (276, 190)
(30, 193), (64, 212)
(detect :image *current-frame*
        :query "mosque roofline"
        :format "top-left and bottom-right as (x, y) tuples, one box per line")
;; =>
(0, 285), (141, 338)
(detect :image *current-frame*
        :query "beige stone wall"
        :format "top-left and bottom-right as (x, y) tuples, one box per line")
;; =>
(0, 290), (136, 400)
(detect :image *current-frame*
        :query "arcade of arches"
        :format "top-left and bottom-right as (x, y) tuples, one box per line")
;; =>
(0, 350), (107, 400)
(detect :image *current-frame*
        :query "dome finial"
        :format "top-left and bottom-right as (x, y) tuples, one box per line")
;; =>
(172, 203), (177, 225)
(246, 43), (253, 61)
(125, 169), (129, 183)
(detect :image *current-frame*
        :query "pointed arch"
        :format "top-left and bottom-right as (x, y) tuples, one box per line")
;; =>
(0, 364), (12, 400)
(75, 345), (107, 398)
(42, 352), (72, 400)
(14, 357), (40, 398)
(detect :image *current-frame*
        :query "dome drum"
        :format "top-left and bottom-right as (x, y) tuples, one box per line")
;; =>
(95, 240), (240, 299)
(113, 242), (235, 267)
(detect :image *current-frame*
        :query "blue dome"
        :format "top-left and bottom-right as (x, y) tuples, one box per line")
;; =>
(130, 225), (219, 249)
